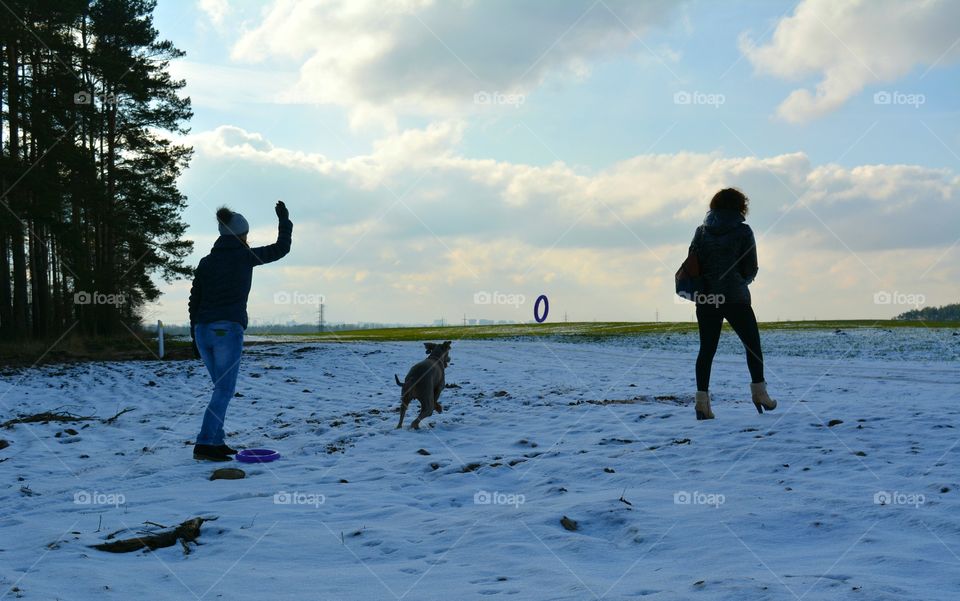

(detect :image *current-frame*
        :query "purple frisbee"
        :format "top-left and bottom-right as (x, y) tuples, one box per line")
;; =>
(236, 448), (281, 463)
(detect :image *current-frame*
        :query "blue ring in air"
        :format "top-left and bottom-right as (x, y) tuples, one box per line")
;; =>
(534, 295), (549, 323)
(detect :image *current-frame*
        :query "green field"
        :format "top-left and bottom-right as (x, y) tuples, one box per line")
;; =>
(1, 320), (955, 365)
(269, 320), (960, 342)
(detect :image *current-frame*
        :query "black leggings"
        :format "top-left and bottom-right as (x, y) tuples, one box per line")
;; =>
(695, 303), (764, 391)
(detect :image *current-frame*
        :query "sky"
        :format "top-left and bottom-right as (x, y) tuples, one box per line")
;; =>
(145, 0), (960, 326)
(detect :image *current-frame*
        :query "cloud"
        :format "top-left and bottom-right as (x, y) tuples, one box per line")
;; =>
(230, 0), (683, 124)
(186, 122), (960, 253)
(189, 120), (464, 188)
(199, 0), (230, 27)
(741, 0), (960, 122)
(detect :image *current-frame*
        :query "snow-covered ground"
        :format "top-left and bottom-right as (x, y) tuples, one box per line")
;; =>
(1, 331), (958, 600)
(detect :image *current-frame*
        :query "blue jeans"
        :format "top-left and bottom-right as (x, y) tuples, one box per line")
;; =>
(195, 321), (244, 445)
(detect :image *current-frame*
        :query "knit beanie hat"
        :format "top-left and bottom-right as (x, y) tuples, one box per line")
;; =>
(216, 207), (249, 237)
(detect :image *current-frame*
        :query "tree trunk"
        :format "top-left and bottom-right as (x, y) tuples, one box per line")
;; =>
(7, 40), (29, 338)
(103, 91), (118, 335)
(11, 223), (29, 338)
(0, 236), (11, 338)
(30, 219), (51, 338)
(0, 43), (10, 339)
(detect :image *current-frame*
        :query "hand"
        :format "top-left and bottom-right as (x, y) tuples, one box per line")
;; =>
(275, 200), (289, 221)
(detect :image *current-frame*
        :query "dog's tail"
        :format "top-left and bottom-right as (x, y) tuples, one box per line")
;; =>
(394, 374), (404, 387)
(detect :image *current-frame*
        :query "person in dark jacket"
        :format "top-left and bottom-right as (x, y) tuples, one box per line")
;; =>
(689, 188), (776, 420)
(188, 201), (292, 460)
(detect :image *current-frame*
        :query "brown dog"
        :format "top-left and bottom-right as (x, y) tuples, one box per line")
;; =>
(395, 341), (452, 429)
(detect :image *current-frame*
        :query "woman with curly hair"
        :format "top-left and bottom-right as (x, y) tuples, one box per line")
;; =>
(687, 188), (776, 420)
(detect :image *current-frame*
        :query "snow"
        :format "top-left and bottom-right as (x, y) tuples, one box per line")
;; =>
(1, 332), (958, 600)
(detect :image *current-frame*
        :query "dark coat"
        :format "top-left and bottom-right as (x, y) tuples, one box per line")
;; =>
(188, 218), (293, 329)
(690, 209), (758, 305)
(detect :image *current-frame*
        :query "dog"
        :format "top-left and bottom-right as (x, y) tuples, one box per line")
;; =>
(395, 341), (452, 429)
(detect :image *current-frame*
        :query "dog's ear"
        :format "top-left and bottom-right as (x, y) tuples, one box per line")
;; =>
(424, 342), (437, 354)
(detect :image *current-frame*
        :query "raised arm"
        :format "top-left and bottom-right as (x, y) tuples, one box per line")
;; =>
(250, 201), (293, 265)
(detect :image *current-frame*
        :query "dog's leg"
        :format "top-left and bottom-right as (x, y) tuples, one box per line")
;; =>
(411, 397), (434, 430)
(397, 399), (409, 429)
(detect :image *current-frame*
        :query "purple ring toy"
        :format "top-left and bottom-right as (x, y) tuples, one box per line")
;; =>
(236, 448), (281, 463)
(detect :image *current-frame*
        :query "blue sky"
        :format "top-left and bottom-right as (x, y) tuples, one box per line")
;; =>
(146, 0), (960, 326)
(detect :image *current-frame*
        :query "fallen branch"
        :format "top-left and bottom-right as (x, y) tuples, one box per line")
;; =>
(2, 406), (135, 429)
(104, 527), (131, 540)
(102, 407), (135, 424)
(2, 411), (94, 428)
(91, 517), (217, 555)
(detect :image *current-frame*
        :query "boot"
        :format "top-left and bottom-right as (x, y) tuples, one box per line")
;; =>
(750, 382), (777, 414)
(695, 391), (715, 420)
(216, 444), (238, 455)
(193, 444), (232, 462)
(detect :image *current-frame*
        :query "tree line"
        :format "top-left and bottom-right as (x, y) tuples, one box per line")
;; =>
(1, 0), (192, 341)
(895, 303), (960, 322)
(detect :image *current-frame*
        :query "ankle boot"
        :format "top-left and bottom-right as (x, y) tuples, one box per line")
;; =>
(193, 444), (232, 462)
(695, 391), (715, 420)
(750, 382), (777, 414)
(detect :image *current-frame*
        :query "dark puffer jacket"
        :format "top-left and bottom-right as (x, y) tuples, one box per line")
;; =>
(690, 209), (758, 305)
(188, 217), (293, 329)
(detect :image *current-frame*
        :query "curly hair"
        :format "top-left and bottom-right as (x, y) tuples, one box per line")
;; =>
(709, 187), (749, 217)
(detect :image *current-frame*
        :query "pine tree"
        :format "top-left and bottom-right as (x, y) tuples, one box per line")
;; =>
(0, 0), (192, 340)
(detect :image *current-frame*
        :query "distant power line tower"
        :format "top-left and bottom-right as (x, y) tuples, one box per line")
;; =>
(318, 302), (325, 332)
